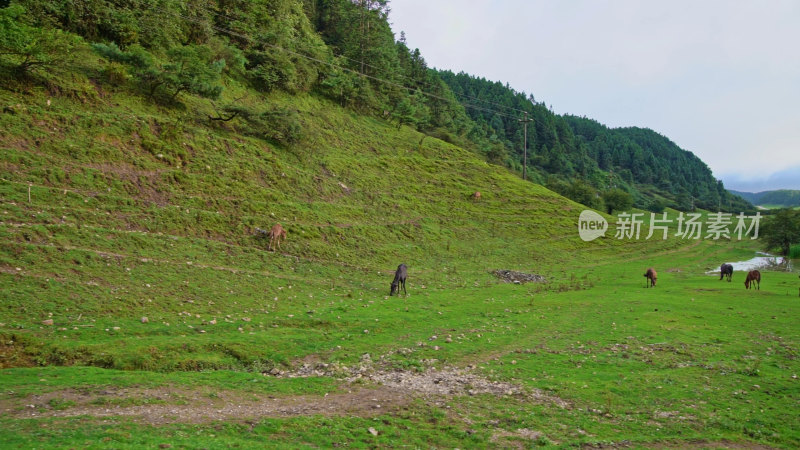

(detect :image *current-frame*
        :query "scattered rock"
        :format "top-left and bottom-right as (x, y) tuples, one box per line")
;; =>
(141, 317), (149, 324)
(368, 427), (378, 436)
(491, 270), (546, 284)
(42, 319), (54, 326)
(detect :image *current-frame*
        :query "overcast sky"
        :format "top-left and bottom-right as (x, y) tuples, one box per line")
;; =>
(388, 0), (800, 192)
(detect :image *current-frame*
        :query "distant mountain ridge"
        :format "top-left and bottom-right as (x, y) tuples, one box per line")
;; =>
(437, 71), (752, 212)
(730, 190), (800, 208)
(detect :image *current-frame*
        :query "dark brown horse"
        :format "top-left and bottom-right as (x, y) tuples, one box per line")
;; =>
(719, 263), (733, 282)
(390, 263), (408, 296)
(644, 267), (657, 288)
(745, 270), (761, 290)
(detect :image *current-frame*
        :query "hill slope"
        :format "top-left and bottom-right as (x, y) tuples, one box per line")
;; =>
(435, 70), (751, 212)
(730, 189), (800, 208)
(6, 0), (753, 215)
(1, 34), (663, 370)
(2, 2), (798, 448)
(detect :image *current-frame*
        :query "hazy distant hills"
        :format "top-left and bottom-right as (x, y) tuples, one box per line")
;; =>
(730, 189), (800, 208)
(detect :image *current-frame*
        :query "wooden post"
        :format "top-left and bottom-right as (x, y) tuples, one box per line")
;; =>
(519, 112), (533, 181)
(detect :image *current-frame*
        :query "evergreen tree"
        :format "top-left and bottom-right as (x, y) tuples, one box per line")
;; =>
(92, 43), (225, 101)
(0, 5), (77, 78)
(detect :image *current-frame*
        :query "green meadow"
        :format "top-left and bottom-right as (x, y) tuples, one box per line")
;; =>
(1, 45), (799, 448)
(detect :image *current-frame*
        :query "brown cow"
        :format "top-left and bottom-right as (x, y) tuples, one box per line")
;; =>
(472, 191), (481, 202)
(268, 223), (287, 252)
(644, 267), (657, 288)
(744, 270), (761, 290)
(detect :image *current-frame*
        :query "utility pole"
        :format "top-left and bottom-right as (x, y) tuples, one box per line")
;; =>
(519, 112), (533, 181)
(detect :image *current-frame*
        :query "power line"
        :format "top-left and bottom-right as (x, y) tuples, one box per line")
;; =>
(152, 5), (523, 120)
(193, 3), (531, 116)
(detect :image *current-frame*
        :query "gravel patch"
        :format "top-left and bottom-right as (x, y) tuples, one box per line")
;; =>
(492, 270), (547, 284)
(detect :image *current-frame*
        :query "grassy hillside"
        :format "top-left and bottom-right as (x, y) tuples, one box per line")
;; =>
(0, 38), (649, 371)
(2, 8), (799, 450)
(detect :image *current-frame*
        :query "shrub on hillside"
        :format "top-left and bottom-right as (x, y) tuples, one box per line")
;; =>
(603, 188), (633, 214)
(92, 42), (225, 101)
(0, 5), (78, 79)
(647, 199), (667, 213)
(212, 104), (302, 144)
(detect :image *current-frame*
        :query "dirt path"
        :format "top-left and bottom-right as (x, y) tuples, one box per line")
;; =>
(2, 385), (412, 424)
(0, 366), (568, 425)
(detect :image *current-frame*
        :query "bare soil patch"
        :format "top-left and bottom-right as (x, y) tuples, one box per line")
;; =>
(1, 385), (412, 425)
(0, 363), (568, 425)
(491, 428), (546, 448)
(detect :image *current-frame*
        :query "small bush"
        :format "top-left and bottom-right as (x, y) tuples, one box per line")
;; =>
(218, 104), (303, 144)
(102, 62), (129, 86)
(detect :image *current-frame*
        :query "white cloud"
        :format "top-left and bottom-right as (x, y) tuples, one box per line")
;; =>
(722, 165), (800, 191)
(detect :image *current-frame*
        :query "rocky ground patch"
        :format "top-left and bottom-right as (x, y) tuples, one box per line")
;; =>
(492, 269), (547, 284)
(1, 353), (569, 424)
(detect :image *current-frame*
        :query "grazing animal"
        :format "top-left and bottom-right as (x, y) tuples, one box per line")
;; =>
(390, 263), (408, 296)
(268, 223), (287, 252)
(744, 270), (761, 290)
(719, 263), (733, 282)
(644, 267), (657, 288)
(472, 191), (481, 202)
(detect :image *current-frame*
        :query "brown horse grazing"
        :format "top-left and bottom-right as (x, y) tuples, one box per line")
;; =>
(744, 270), (761, 290)
(390, 263), (408, 296)
(719, 263), (733, 282)
(644, 268), (657, 288)
(472, 191), (481, 202)
(268, 223), (287, 252)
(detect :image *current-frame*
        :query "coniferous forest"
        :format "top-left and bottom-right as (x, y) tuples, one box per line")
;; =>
(3, 0), (752, 213)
